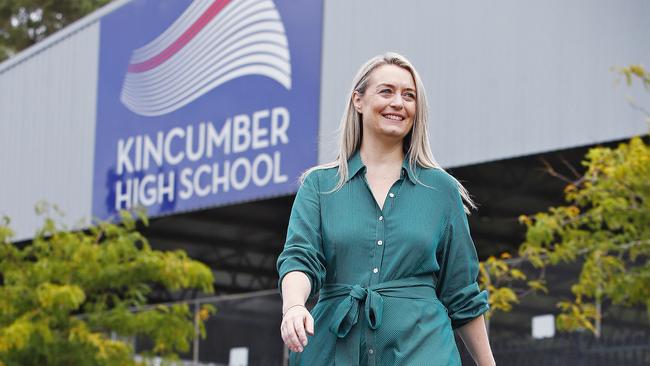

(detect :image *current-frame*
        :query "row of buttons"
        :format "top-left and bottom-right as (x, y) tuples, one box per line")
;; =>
(372, 192), (394, 276)
(378, 192), (394, 222)
(369, 191), (396, 356)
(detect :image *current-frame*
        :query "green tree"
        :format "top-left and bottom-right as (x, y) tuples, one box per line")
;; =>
(0, 0), (112, 62)
(0, 205), (215, 365)
(480, 65), (650, 335)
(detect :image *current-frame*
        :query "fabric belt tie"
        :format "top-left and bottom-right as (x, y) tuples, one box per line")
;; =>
(319, 276), (438, 365)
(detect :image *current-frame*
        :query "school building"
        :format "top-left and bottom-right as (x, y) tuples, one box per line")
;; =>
(1, 1), (649, 364)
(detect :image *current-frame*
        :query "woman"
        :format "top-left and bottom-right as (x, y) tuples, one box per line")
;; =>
(277, 52), (495, 365)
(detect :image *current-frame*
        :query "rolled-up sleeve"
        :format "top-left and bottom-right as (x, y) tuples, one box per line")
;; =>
(435, 185), (489, 329)
(276, 170), (326, 298)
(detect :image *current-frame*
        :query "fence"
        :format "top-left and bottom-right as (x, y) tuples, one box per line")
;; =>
(486, 331), (650, 366)
(131, 291), (650, 366)
(134, 290), (285, 366)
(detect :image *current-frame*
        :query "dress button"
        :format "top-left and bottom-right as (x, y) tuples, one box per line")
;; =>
(373, 267), (379, 273)
(388, 192), (395, 198)
(369, 348), (374, 354)
(377, 240), (383, 246)
(379, 216), (383, 221)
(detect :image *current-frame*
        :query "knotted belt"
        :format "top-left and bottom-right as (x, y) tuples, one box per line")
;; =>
(318, 275), (438, 365)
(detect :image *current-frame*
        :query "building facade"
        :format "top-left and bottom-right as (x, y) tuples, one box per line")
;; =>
(1, 1), (649, 364)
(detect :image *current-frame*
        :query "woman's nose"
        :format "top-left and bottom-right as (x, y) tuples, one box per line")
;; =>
(389, 94), (404, 108)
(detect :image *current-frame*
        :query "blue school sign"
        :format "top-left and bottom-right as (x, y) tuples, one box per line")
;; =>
(93, 0), (323, 219)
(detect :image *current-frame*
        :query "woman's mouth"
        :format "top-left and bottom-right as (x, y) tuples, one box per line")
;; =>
(382, 113), (405, 121)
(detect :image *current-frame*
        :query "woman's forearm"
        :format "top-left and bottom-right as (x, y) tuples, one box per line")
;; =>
(280, 271), (311, 312)
(455, 315), (495, 366)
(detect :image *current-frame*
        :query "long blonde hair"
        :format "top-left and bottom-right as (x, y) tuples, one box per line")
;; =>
(301, 52), (476, 213)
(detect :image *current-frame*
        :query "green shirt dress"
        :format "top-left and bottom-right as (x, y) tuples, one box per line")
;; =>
(277, 151), (489, 365)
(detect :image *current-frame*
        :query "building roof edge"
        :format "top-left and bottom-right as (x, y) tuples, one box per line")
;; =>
(0, 0), (133, 74)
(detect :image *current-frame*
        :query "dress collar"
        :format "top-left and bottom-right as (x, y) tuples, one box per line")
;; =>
(346, 150), (417, 185)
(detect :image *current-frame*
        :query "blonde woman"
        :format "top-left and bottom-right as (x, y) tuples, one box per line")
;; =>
(277, 52), (495, 365)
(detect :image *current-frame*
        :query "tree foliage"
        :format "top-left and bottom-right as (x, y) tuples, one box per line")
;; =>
(480, 65), (650, 334)
(0, 205), (215, 365)
(520, 132), (649, 333)
(479, 252), (547, 317)
(0, 0), (112, 62)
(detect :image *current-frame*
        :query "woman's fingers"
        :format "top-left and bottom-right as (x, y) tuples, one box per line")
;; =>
(283, 320), (300, 352)
(280, 308), (313, 353)
(288, 319), (303, 352)
(293, 316), (308, 348)
(281, 321), (296, 352)
(305, 313), (315, 336)
(282, 316), (301, 351)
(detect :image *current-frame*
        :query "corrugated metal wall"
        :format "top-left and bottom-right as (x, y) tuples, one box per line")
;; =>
(0, 23), (100, 241)
(1, 0), (649, 240)
(318, 0), (650, 166)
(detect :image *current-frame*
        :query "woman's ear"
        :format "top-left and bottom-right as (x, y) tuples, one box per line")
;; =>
(352, 91), (363, 113)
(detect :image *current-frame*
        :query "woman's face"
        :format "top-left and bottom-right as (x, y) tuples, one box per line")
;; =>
(353, 64), (417, 142)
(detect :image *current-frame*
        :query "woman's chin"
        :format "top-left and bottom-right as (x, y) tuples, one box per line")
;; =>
(379, 127), (409, 139)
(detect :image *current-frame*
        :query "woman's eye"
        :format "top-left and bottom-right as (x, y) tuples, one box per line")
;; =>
(403, 93), (416, 100)
(379, 89), (393, 95)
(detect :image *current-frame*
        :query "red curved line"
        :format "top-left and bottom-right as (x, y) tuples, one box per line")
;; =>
(127, 0), (232, 74)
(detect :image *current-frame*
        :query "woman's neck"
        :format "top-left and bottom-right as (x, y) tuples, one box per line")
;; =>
(359, 139), (404, 168)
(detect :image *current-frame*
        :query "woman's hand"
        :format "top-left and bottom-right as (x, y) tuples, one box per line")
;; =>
(280, 272), (313, 352)
(280, 305), (314, 353)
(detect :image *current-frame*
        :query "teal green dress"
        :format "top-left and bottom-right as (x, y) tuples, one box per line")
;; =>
(277, 151), (489, 365)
